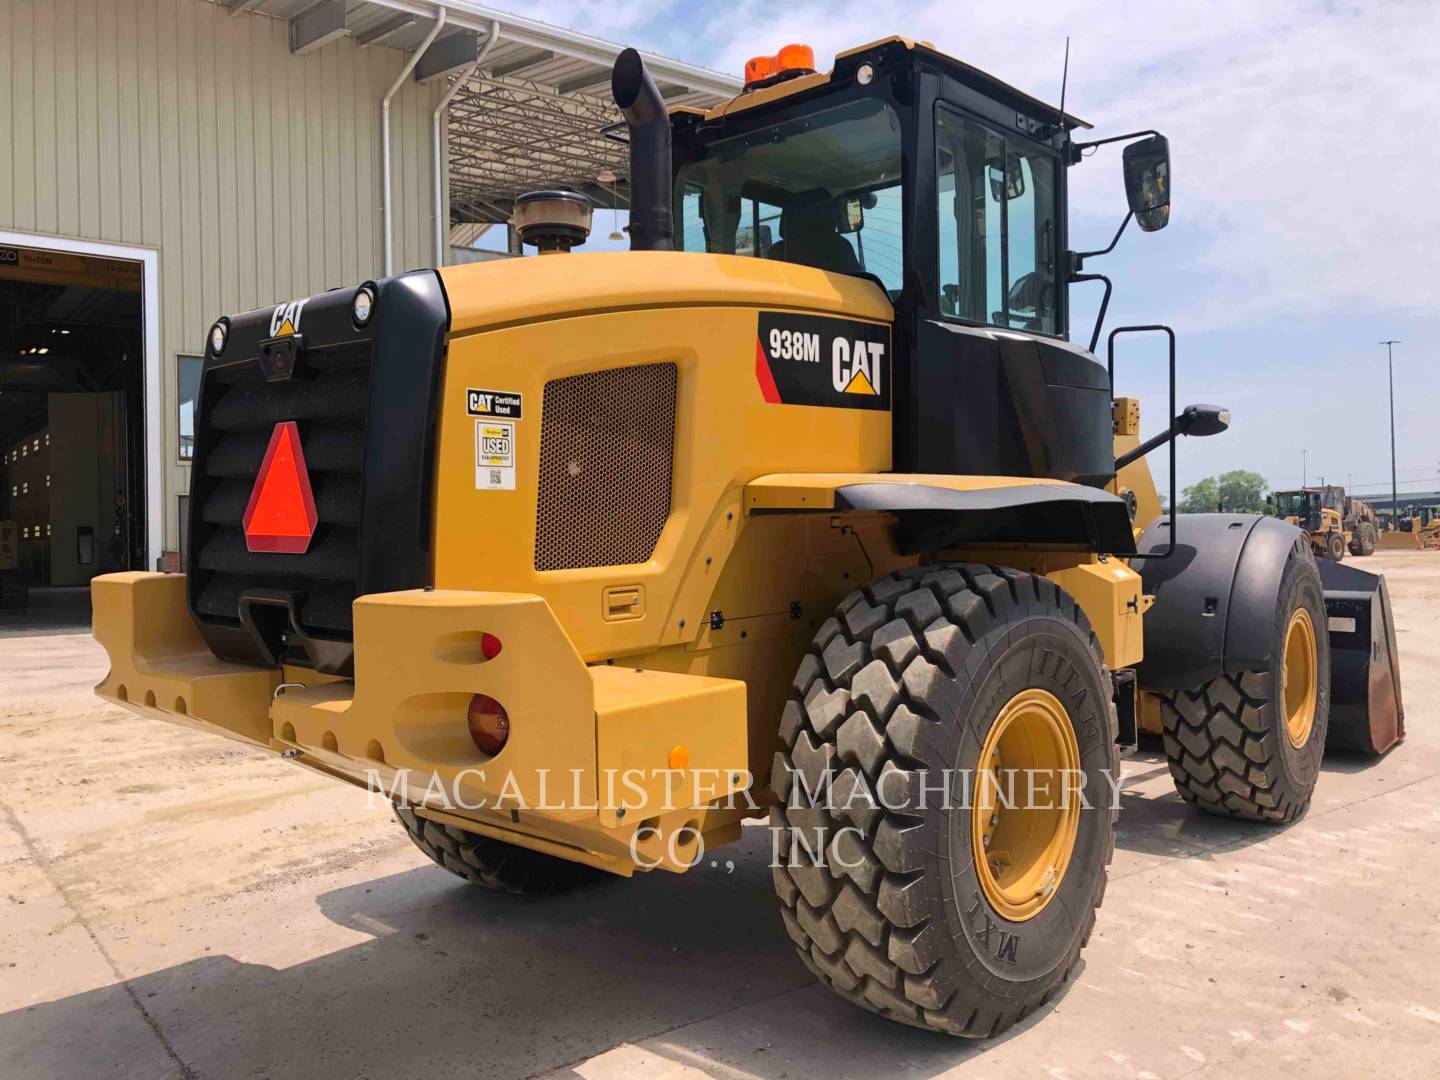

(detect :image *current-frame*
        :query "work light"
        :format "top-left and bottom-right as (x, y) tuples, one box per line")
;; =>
(352, 285), (375, 327)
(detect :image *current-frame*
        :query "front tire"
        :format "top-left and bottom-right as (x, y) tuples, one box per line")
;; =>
(1159, 534), (1330, 822)
(1325, 531), (1346, 561)
(768, 564), (1117, 1037)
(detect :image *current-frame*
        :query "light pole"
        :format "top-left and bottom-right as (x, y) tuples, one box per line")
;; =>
(1302, 448), (1307, 489)
(1381, 340), (1400, 518)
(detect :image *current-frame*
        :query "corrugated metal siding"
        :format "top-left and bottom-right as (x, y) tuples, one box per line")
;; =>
(0, 0), (441, 548)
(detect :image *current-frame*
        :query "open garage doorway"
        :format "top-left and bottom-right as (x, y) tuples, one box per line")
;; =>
(0, 241), (148, 631)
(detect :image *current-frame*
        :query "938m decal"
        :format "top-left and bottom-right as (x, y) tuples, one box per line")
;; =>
(755, 312), (890, 411)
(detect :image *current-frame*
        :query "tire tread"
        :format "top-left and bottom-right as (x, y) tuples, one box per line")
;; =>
(768, 563), (1117, 1038)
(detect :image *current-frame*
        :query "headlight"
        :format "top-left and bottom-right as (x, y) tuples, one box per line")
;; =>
(352, 286), (375, 327)
(856, 63), (875, 86)
(209, 321), (228, 356)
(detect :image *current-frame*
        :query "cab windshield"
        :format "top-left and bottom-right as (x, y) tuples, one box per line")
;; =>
(674, 97), (904, 293)
(1274, 492), (1313, 519)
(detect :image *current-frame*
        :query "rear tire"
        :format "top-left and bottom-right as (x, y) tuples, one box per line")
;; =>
(1324, 531), (1346, 562)
(393, 805), (602, 895)
(768, 563), (1117, 1037)
(1159, 534), (1330, 822)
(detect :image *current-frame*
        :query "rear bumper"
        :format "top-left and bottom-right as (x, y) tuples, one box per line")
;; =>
(92, 572), (750, 873)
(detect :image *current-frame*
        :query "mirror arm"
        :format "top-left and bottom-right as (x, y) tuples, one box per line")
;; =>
(1073, 211), (1133, 266)
(1070, 272), (1113, 354)
(1068, 211), (1132, 352)
(1115, 423), (1180, 471)
(1071, 128), (1161, 155)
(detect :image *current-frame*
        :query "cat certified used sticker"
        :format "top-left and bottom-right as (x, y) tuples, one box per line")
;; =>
(754, 313), (890, 411)
(466, 388), (523, 419)
(475, 419), (516, 490)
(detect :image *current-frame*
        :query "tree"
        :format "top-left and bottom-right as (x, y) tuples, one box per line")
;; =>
(1179, 470), (1268, 514)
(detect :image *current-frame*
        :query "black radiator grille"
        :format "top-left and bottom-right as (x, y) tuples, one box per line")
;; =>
(188, 343), (371, 639)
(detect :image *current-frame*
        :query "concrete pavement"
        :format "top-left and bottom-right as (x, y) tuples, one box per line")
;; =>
(2, 552), (1438, 1079)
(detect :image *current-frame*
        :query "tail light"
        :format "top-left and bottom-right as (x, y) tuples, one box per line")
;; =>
(467, 694), (510, 756)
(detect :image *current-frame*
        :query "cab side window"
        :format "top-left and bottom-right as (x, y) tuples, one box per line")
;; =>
(936, 106), (1059, 334)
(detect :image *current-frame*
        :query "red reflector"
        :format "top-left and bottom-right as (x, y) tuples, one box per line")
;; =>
(467, 694), (510, 756)
(481, 633), (503, 660)
(243, 421), (318, 554)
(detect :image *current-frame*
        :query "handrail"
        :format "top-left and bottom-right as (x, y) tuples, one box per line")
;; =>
(1109, 324), (1177, 559)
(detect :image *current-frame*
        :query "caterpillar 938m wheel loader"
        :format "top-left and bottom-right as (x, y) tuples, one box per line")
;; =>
(92, 38), (1407, 1037)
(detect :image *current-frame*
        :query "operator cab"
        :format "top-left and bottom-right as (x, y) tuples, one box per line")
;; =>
(665, 38), (1173, 487)
(1273, 489), (1324, 532)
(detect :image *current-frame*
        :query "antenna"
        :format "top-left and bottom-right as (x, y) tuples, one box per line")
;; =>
(1058, 36), (1071, 127)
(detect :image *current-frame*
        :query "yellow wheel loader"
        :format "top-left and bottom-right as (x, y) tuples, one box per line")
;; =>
(92, 38), (1407, 1038)
(1271, 486), (1352, 561)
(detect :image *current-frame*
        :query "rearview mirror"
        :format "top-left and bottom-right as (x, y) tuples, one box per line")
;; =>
(987, 161), (1027, 203)
(837, 197), (864, 234)
(736, 223), (772, 257)
(1123, 135), (1170, 232)
(1176, 403), (1229, 437)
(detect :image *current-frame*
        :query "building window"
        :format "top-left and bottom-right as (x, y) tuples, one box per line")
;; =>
(178, 354), (203, 461)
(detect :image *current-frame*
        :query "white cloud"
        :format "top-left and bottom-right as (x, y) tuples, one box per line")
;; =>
(496, 0), (1440, 494)
(504, 0), (1440, 327)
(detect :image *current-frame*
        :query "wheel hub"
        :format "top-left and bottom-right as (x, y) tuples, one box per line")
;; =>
(1282, 607), (1318, 748)
(971, 688), (1082, 922)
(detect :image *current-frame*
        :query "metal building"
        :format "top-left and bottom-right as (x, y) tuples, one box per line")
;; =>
(0, 0), (734, 628)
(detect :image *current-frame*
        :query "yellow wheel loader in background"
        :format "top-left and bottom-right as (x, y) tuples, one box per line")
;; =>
(1270, 484), (1378, 560)
(91, 38), (1406, 1038)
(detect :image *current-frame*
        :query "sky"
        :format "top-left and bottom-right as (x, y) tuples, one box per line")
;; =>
(495, 0), (1440, 502)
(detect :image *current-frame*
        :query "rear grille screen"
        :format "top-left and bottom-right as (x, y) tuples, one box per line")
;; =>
(535, 363), (677, 571)
(189, 344), (370, 638)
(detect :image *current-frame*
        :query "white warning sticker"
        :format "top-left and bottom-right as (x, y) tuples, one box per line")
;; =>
(475, 419), (515, 490)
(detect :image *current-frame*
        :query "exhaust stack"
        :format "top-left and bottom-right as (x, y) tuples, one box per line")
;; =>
(611, 48), (674, 251)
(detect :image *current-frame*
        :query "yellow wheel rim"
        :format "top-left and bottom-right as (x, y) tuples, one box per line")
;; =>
(1282, 607), (1318, 748)
(971, 688), (1082, 922)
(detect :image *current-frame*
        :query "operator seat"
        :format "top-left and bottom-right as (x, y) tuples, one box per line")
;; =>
(769, 189), (860, 275)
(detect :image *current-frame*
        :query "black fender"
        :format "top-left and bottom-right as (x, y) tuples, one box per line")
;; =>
(835, 481), (1137, 556)
(1134, 513), (1305, 692)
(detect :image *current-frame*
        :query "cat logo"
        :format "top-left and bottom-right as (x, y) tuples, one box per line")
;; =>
(832, 337), (884, 396)
(755, 312), (889, 412)
(269, 298), (309, 337)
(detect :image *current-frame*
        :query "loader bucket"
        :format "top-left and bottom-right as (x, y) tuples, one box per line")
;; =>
(1376, 528), (1419, 551)
(1318, 560), (1405, 754)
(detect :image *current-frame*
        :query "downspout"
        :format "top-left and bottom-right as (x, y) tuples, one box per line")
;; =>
(383, 6), (447, 277)
(433, 20), (500, 266)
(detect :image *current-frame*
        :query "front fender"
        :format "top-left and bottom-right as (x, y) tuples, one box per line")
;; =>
(1134, 513), (1304, 692)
